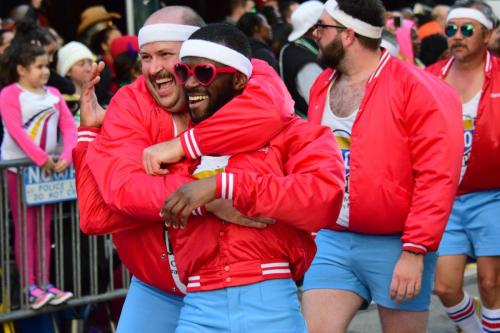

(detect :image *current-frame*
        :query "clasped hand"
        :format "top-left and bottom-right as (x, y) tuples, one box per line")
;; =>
(143, 137), (183, 176)
(160, 176), (275, 230)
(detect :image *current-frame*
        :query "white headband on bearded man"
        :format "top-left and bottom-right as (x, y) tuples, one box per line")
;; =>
(138, 23), (200, 47)
(447, 8), (494, 29)
(324, 0), (383, 39)
(179, 39), (253, 78)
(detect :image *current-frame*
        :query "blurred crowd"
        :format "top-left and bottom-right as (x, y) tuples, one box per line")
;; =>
(0, 0), (499, 329)
(0, 0), (499, 122)
(0, 1), (140, 122)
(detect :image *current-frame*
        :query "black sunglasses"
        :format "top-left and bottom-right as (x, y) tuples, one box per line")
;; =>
(445, 23), (475, 38)
(314, 23), (347, 31)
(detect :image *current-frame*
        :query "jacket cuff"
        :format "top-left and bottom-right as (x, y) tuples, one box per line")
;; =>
(402, 243), (427, 255)
(77, 127), (100, 143)
(215, 172), (237, 200)
(191, 206), (207, 216)
(181, 128), (202, 160)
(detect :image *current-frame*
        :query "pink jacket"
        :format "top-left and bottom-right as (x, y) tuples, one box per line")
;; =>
(0, 84), (76, 166)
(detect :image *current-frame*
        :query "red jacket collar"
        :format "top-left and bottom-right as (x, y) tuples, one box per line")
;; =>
(325, 49), (391, 85)
(439, 51), (493, 79)
(308, 50), (391, 124)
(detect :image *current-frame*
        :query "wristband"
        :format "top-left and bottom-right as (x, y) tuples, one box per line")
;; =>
(402, 242), (427, 255)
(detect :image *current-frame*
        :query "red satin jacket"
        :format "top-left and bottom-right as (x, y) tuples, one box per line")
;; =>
(427, 51), (500, 195)
(75, 59), (344, 293)
(308, 51), (464, 254)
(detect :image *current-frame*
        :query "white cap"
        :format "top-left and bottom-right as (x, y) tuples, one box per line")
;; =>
(57, 41), (94, 77)
(288, 1), (324, 42)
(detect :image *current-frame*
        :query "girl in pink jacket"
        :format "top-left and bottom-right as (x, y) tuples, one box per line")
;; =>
(0, 40), (77, 309)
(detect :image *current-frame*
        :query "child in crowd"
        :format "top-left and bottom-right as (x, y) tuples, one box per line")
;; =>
(57, 41), (93, 98)
(56, 41), (94, 126)
(0, 40), (77, 309)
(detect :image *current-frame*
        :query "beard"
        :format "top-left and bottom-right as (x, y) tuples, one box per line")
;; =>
(188, 79), (236, 124)
(318, 34), (345, 69)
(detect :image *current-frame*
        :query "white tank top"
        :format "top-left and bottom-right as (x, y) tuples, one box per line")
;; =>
(321, 81), (358, 228)
(460, 90), (481, 183)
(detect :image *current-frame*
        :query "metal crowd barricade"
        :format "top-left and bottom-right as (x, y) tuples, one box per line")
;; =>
(0, 158), (130, 325)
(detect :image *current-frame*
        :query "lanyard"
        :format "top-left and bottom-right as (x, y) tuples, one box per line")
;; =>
(294, 38), (319, 56)
(164, 227), (187, 294)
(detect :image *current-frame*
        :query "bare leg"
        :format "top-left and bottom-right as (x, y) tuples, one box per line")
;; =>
(378, 305), (428, 333)
(434, 255), (468, 306)
(302, 289), (364, 333)
(477, 256), (500, 308)
(435, 255), (482, 333)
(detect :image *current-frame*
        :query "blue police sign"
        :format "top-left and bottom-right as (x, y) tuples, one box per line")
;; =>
(23, 165), (77, 206)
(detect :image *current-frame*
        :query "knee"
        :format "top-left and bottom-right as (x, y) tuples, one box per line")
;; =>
(434, 279), (461, 300)
(478, 274), (500, 294)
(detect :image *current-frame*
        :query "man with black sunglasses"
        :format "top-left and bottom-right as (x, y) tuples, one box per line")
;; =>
(427, 1), (500, 332)
(301, 0), (464, 332)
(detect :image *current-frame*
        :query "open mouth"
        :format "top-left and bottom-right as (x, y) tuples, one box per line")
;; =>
(154, 77), (175, 95)
(188, 94), (208, 108)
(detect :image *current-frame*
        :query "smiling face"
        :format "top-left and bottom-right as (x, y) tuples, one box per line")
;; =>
(18, 54), (50, 90)
(181, 56), (241, 124)
(140, 40), (186, 112)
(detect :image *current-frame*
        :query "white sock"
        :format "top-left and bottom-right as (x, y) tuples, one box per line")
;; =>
(482, 306), (500, 333)
(444, 292), (482, 333)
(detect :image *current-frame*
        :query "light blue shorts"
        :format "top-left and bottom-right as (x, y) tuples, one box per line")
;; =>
(117, 276), (184, 333)
(175, 278), (307, 333)
(439, 189), (500, 257)
(303, 230), (437, 311)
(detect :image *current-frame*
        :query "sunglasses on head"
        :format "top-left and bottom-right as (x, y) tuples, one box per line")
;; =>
(445, 23), (475, 38)
(174, 62), (237, 86)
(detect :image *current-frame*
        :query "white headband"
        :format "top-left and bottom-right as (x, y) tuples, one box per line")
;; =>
(324, 0), (383, 39)
(138, 23), (199, 47)
(179, 39), (253, 78)
(447, 8), (493, 29)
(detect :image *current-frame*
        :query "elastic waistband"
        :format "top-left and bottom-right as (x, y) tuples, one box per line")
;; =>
(186, 261), (292, 292)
